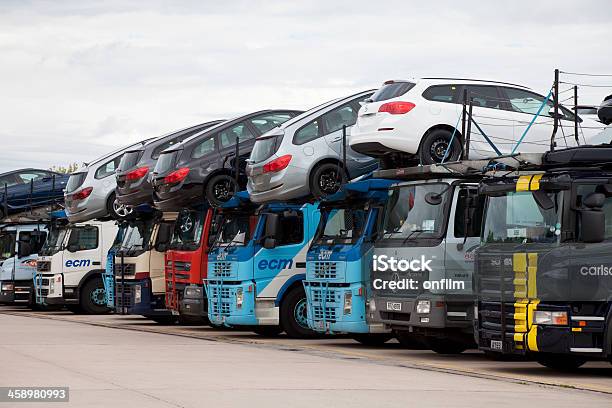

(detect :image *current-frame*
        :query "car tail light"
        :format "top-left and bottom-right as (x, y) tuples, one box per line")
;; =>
(378, 101), (416, 115)
(126, 166), (149, 181)
(263, 155), (292, 173)
(164, 167), (190, 184)
(71, 187), (93, 201)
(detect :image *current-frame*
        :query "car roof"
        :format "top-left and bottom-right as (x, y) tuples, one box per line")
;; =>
(0, 168), (60, 177)
(122, 120), (226, 154)
(79, 138), (156, 170)
(159, 109), (302, 154)
(384, 78), (531, 90)
(274, 89), (376, 131)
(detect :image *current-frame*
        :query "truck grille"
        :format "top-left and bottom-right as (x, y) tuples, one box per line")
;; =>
(113, 263), (135, 276)
(114, 284), (133, 308)
(307, 287), (341, 323)
(212, 262), (232, 278)
(40, 289), (49, 296)
(37, 261), (51, 272)
(208, 286), (232, 315)
(313, 262), (338, 279)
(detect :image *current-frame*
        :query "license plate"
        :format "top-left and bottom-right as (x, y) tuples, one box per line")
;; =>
(490, 340), (503, 350)
(386, 302), (402, 311)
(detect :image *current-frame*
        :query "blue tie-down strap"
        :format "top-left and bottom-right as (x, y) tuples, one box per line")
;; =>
(512, 88), (553, 155)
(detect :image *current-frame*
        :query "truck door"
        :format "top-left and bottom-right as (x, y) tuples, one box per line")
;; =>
(62, 225), (101, 287)
(444, 185), (484, 298)
(254, 209), (307, 299)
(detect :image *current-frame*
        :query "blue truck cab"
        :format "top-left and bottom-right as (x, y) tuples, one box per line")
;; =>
(304, 179), (396, 345)
(205, 192), (320, 338)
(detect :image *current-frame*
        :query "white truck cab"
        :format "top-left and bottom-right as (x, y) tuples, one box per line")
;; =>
(35, 219), (118, 313)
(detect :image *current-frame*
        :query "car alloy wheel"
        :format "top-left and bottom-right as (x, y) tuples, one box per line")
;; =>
(318, 169), (341, 195)
(213, 179), (235, 202)
(113, 200), (133, 218)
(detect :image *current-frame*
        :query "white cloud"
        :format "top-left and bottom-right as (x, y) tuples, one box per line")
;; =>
(0, 0), (610, 172)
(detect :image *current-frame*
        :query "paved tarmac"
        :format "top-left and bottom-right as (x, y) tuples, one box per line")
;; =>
(0, 308), (610, 407)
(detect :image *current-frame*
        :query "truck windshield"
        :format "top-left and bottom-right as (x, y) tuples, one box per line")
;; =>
(382, 183), (450, 241)
(482, 191), (561, 244)
(169, 210), (204, 251)
(0, 231), (17, 260)
(209, 213), (255, 250)
(40, 226), (69, 256)
(118, 220), (154, 256)
(314, 206), (368, 245)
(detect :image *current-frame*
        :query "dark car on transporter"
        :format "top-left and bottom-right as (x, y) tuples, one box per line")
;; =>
(151, 109), (302, 209)
(115, 120), (225, 207)
(0, 169), (69, 219)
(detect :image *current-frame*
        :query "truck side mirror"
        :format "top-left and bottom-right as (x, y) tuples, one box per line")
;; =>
(18, 241), (33, 258)
(263, 237), (276, 249)
(264, 213), (280, 238)
(155, 222), (173, 252)
(580, 192), (606, 243)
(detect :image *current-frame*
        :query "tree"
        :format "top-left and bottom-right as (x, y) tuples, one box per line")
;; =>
(49, 162), (80, 174)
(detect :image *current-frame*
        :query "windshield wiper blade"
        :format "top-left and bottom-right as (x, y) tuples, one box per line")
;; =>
(401, 229), (426, 245)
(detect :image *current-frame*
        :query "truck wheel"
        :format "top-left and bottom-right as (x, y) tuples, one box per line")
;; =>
(205, 174), (238, 207)
(352, 334), (393, 346)
(66, 305), (82, 314)
(536, 354), (587, 370)
(252, 326), (283, 337)
(395, 331), (427, 349)
(280, 286), (316, 339)
(310, 163), (346, 199)
(80, 277), (110, 315)
(151, 316), (178, 325)
(425, 337), (470, 354)
(419, 129), (462, 164)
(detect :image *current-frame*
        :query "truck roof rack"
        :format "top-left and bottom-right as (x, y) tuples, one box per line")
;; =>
(374, 153), (544, 180)
(542, 145), (612, 169)
(0, 206), (66, 224)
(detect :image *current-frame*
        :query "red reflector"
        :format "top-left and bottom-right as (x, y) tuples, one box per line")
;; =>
(263, 155), (292, 173)
(126, 166), (149, 181)
(435, 301), (444, 308)
(164, 167), (190, 184)
(378, 101), (416, 115)
(71, 186), (93, 201)
(357, 287), (363, 296)
(134, 272), (149, 280)
(578, 321), (587, 327)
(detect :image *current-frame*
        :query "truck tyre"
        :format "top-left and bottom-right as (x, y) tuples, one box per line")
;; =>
(151, 316), (178, 325)
(66, 305), (82, 314)
(425, 337), (470, 354)
(419, 129), (462, 164)
(280, 286), (316, 339)
(80, 277), (110, 315)
(395, 331), (427, 349)
(536, 354), (587, 370)
(352, 334), (393, 346)
(252, 326), (283, 337)
(205, 174), (238, 207)
(310, 163), (346, 199)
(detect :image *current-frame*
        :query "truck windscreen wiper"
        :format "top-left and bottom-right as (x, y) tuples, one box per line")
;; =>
(401, 229), (426, 245)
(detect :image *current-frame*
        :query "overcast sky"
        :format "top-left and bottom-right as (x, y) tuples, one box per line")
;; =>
(1, 0), (611, 173)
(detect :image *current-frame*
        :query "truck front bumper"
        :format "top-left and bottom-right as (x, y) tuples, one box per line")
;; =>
(205, 280), (278, 327)
(115, 279), (172, 317)
(0, 280), (34, 305)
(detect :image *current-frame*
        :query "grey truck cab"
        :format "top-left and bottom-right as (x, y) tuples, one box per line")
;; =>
(368, 164), (485, 353)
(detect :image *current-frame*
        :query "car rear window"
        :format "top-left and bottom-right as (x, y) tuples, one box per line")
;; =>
(422, 85), (461, 103)
(370, 82), (416, 102)
(250, 135), (281, 164)
(249, 113), (294, 134)
(118, 150), (143, 171)
(153, 150), (179, 174)
(66, 172), (87, 194)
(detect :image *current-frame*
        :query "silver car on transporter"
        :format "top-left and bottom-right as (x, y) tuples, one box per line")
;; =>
(64, 139), (155, 223)
(246, 90), (379, 202)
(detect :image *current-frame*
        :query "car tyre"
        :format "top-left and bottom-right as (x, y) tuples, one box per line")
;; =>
(419, 129), (462, 165)
(107, 193), (133, 219)
(280, 286), (316, 339)
(310, 163), (346, 199)
(205, 174), (238, 207)
(79, 277), (110, 315)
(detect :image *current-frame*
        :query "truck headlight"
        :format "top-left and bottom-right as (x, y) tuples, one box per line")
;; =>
(236, 288), (243, 309)
(185, 286), (202, 298)
(1, 282), (14, 291)
(416, 300), (431, 314)
(343, 291), (352, 315)
(534, 310), (568, 325)
(134, 285), (142, 304)
(368, 299), (376, 313)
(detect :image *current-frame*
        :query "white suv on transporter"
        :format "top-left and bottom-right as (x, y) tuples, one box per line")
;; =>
(350, 78), (610, 167)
